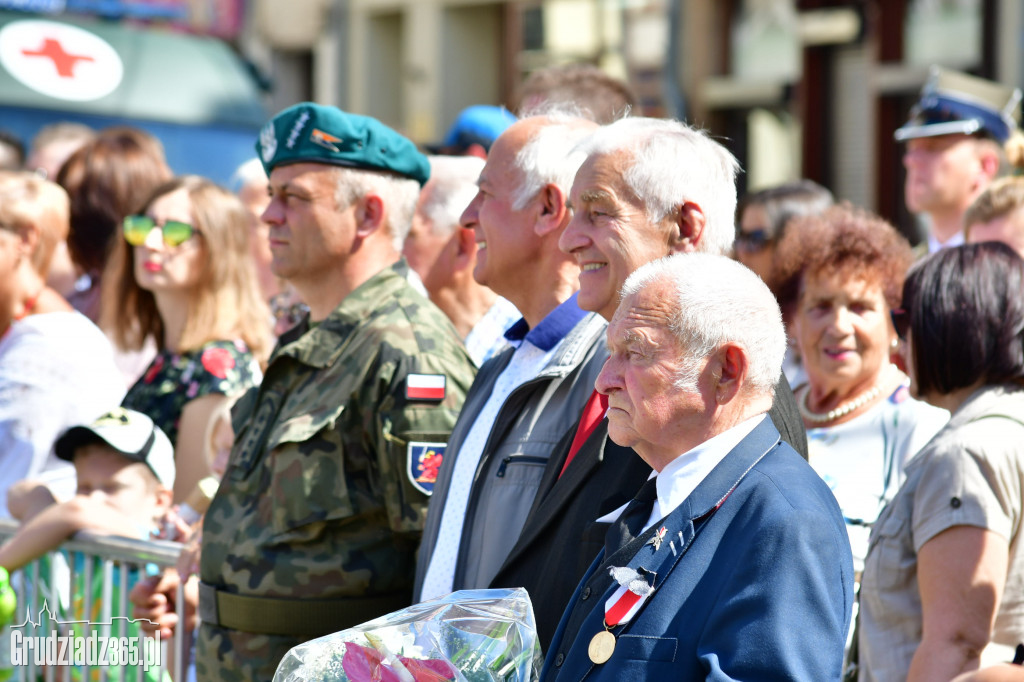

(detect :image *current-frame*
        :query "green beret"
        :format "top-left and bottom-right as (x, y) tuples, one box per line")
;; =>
(256, 102), (430, 186)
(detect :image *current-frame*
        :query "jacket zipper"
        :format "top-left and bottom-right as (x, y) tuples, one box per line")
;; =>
(495, 455), (548, 477)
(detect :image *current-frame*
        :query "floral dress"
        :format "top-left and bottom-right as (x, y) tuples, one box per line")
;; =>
(121, 339), (260, 446)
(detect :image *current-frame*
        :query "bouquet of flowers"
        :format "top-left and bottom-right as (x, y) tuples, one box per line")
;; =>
(273, 588), (541, 682)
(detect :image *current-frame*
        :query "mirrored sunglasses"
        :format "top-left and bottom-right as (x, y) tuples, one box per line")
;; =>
(123, 215), (200, 248)
(733, 228), (773, 254)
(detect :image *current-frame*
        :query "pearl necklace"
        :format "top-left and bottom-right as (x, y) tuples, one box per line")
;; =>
(799, 367), (895, 424)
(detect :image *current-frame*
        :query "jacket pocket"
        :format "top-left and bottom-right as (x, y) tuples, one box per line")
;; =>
(267, 405), (356, 537)
(495, 454), (548, 477)
(613, 634), (678, 662)
(862, 498), (911, 593)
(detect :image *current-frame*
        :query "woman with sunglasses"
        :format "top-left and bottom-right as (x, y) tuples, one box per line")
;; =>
(771, 204), (948, 580)
(858, 242), (1024, 682)
(102, 175), (270, 504)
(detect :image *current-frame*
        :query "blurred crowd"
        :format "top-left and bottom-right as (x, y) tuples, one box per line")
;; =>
(0, 61), (1023, 682)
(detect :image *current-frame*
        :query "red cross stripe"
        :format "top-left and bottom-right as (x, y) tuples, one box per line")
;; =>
(21, 37), (94, 78)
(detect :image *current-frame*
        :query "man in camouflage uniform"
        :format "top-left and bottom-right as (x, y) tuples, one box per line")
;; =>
(182, 103), (474, 681)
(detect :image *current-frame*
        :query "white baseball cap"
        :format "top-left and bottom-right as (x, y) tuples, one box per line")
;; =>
(55, 408), (175, 489)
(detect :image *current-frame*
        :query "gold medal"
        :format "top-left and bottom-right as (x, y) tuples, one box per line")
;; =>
(588, 629), (616, 664)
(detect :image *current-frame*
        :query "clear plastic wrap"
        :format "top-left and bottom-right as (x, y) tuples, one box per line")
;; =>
(273, 588), (541, 682)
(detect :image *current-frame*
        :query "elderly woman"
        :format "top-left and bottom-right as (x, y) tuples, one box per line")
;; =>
(772, 204), (948, 574)
(0, 172), (124, 515)
(859, 242), (1024, 682)
(102, 175), (270, 503)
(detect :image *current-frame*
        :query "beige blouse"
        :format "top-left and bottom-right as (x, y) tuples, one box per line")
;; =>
(859, 384), (1024, 682)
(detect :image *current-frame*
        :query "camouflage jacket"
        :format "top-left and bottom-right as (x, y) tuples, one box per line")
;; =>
(195, 261), (476, 682)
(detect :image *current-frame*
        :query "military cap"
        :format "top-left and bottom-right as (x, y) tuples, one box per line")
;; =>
(256, 102), (430, 186)
(895, 66), (1022, 144)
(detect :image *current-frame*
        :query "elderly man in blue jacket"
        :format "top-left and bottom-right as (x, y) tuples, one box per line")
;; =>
(541, 253), (853, 681)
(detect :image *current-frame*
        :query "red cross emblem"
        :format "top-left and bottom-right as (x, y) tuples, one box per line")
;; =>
(21, 37), (94, 78)
(0, 19), (123, 102)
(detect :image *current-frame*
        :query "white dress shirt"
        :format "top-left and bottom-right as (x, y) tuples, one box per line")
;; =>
(418, 338), (555, 601)
(596, 414), (767, 532)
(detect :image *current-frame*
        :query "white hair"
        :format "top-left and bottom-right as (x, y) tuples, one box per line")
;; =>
(331, 167), (421, 251)
(419, 155), (485, 238)
(574, 118), (740, 256)
(620, 253), (785, 396)
(230, 157), (267, 193)
(511, 110), (598, 210)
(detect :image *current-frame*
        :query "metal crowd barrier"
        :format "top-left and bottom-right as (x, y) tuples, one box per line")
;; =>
(0, 518), (186, 682)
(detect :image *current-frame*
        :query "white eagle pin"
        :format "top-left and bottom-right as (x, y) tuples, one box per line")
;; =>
(646, 526), (667, 551)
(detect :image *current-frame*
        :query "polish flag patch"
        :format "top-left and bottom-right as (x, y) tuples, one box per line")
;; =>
(406, 373), (446, 401)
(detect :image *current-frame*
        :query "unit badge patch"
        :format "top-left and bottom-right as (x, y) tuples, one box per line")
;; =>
(407, 441), (447, 495)
(259, 122), (277, 163)
(310, 128), (342, 152)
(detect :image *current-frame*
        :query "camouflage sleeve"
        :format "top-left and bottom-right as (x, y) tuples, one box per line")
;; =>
(371, 348), (475, 534)
(228, 384), (260, 436)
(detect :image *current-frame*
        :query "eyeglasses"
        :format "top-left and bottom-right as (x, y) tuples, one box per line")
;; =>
(123, 215), (201, 248)
(890, 307), (910, 340)
(733, 228), (773, 254)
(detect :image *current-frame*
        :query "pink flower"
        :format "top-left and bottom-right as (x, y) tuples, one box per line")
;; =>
(341, 642), (457, 681)
(201, 347), (235, 379)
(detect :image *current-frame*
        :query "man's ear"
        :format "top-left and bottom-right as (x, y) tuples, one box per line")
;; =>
(453, 226), (476, 270)
(355, 194), (386, 239)
(669, 202), (706, 254)
(534, 184), (567, 237)
(710, 343), (747, 405)
(979, 146), (1001, 182)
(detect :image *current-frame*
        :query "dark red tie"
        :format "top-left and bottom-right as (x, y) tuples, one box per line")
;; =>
(558, 389), (609, 478)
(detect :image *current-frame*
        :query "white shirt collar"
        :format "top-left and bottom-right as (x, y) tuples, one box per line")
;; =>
(927, 229), (964, 254)
(594, 413), (768, 528)
(644, 413), (766, 531)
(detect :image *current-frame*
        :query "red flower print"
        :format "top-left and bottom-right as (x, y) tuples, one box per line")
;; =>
(201, 347), (235, 379)
(143, 355), (164, 384)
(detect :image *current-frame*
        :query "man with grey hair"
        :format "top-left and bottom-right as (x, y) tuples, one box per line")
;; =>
(403, 155), (519, 366)
(413, 112), (630, 607)
(542, 253), (852, 681)
(560, 116), (805, 442)
(492, 116), (808, 652)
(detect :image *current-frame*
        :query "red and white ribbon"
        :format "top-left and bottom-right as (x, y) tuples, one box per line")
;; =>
(604, 583), (649, 627)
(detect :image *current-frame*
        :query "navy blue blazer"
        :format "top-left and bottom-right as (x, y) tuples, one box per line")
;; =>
(540, 417), (854, 682)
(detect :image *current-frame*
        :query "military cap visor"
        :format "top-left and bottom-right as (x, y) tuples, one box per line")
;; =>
(257, 103), (431, 186)
(895, 67), (1022, 144)
(894, 94), (1016, 143)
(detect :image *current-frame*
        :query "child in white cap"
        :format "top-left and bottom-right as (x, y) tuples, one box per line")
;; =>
(0, 407), (174, 571)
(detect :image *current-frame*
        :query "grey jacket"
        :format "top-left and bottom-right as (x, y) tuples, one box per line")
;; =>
(413, 311), (608, 599)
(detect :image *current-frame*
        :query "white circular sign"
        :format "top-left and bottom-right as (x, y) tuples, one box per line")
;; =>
(0, 19), (123, 102)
